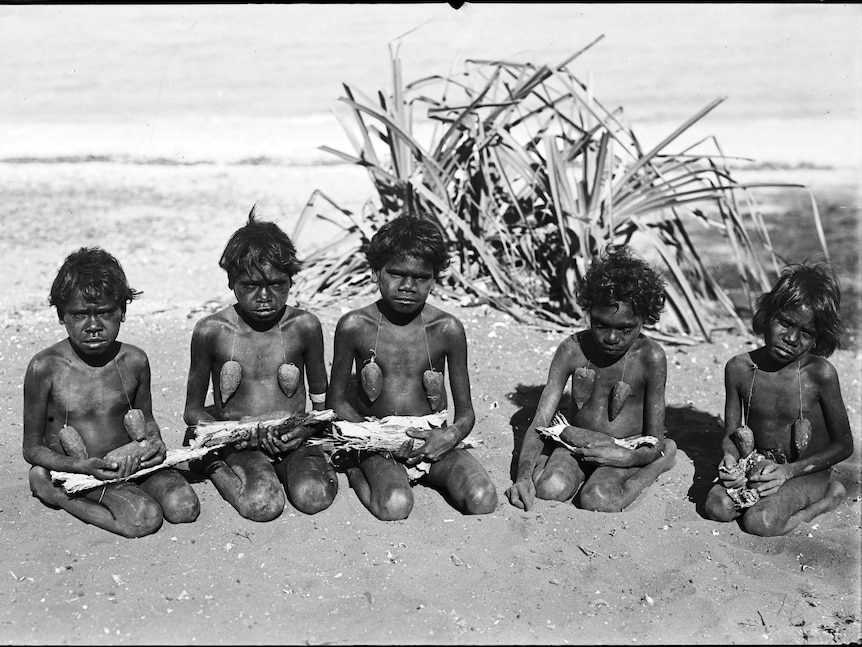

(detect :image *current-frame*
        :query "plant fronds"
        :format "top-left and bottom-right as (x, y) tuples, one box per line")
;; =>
(292, 42), (827, 343)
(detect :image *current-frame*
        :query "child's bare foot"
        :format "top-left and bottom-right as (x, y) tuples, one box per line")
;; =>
(819, 479), (846, 514)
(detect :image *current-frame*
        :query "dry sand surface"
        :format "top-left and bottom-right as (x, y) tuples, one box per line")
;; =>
(0, 161), (860, 645)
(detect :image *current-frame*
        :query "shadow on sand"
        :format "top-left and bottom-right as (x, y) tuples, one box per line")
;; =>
(664, 404), (725, 516)
(505, 384), (566, 483)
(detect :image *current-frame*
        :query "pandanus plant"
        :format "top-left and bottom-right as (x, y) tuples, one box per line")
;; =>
(291, 37), (827, 344)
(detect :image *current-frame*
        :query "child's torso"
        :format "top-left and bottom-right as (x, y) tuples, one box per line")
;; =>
(743, 355), (828, 458)
(213, 308), (309, 420)
(353, 306), (448, 418)
(567, 334), (650, 438)
(45, 343), (138, 458)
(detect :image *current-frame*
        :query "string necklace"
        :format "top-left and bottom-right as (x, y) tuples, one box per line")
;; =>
(373, 310), (383, 357)
(796, 360), (803, 419)
(743, 363), (757, 428)
(420, 311), (434, 371)
(114, 357), (134, 410)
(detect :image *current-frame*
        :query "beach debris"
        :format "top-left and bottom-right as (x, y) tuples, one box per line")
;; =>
(573, 366), (596, 409)
(277, 363), (301, 398)
(59, 425), (88, 459)
(608, 381), (632, 421)
(578, 545), (603, 559)
(360, 350), (383, 402)
(219, 360), (242, 404)
(791, 418), (812, 460)
(730, 424), (755, 458)
(422, 369), (445, 410)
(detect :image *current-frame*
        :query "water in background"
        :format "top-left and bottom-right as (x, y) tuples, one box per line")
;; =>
(1, 4), (860, 167)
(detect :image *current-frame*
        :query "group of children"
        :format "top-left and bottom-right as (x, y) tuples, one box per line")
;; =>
(23, 210), (854, 539)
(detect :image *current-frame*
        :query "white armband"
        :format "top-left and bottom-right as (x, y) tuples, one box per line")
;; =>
(309, 392), (327, 404)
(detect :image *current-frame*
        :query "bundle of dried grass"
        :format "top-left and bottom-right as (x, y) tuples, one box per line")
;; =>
(537, 413), (659, 451)
(51, 410), (338, 494)
(306, 410), (481, 453)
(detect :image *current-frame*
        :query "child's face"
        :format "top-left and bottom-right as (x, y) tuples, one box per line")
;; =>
(375, 255), (435, 315)
(588, 301), (643, 359)
(61, 291), (124, 358)
(764, 305), (816, 364)
(233, 263), (291, 323)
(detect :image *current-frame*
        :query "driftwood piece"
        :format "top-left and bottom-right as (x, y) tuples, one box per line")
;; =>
(51, 446), (215, 494)
(537, 413), (659, 452)
(190, 409), (337, 448)
(51, 410), (338, 494)
(306, 410), (481, 453)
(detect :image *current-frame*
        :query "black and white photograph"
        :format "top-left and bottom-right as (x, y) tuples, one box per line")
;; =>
(1, 4), (860, 644)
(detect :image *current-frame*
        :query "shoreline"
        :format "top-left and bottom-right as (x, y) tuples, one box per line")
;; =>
(2, 114), (861, 170)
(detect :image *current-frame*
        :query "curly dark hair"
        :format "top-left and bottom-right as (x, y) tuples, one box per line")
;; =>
(364, 212), (450, 277)
(576, 245), (666, 325)
(49, 247), (142, 318)
(752, 260), (845, 357)
(219, 205), (302, 289)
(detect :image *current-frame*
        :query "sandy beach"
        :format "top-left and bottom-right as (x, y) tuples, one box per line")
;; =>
(0, 157), (859, 645)
(2, 5), (861, 644)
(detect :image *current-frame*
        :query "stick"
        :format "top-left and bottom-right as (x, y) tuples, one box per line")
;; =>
(51, 409), (338, 494)
(305, 410), (482, 453)
(537, 413), (659, 450)
(51, 445), (215, 494)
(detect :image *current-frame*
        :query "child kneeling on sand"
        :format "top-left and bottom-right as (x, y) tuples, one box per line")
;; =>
(23, 247), (200, 537)
(327, 213), (498, 520)
(183, 208), (337, 520)
(705, 261), (853, 536)
(506, 245), (676, 513)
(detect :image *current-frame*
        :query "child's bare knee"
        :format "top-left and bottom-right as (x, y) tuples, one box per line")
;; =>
(237, 483), (285, 522)
(122, 500), (164, 538)
(463, 478), (497, 515)
(741, 506), (784, 537)
(161, 490), (201, 524)
(535, 472), (575, 501)
(374, 487), (413, 521)
(579, 482), (623, 513)
(288, 473), (338, 515)
(704, 489), (737, 522)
